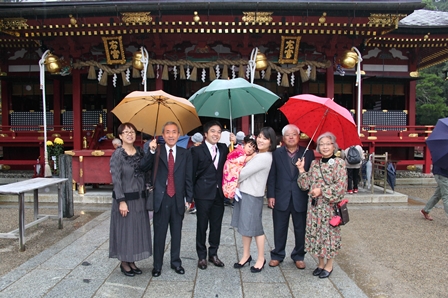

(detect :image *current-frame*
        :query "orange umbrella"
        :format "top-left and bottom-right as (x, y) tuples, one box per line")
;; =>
(112, 90), (201, 136)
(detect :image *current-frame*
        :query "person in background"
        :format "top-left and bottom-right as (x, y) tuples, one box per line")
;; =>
(190, 120), (228, 270)
(109, 122), (152, 277)
(222, 136), (257, 200)
(296, 132), (347, 279)
(232, 127), (276, 273)
(112, 138), (122, 149)
(139, 121), (193, 277)
(341, 145), (364, 194)
(267, 124), (315, 270)
(142, 133), (151, 153)
(420, 164), (448, 221)
(188, 132), (204, 214)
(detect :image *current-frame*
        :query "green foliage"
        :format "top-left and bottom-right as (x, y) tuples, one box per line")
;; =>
(416, 69), (448, 125)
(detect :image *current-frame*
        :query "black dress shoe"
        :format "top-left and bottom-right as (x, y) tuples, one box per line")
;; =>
(319, 269), (333, 279)
(171, 265), (185, 274)
(208, 255), (225, 267)
(152, 268), (161, 277)
(250, 259), (266, 273)
(129, 262), (142, 275)
(120, 264), (135, 277)
(198, 259), (207, 270)
(234, 256), (252, 269)
(312, 267), (323, 276)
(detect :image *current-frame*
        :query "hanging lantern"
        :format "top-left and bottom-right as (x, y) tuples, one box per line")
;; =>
(44, 53), (61, 73)
(132, 50), (144, 70)
(339, 50), (358, 69)
(255, 52), (268, 71)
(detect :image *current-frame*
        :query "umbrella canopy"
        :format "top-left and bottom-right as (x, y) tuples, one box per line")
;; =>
(279, 94), (361, 149)
(112, 90), (201, 136)
(426, 117), (448, 170)
(188, 78), (279, 121)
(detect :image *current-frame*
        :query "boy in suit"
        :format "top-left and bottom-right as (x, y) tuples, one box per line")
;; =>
(190, 120), (228, 269)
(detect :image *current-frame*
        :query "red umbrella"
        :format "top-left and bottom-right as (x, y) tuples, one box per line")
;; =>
(279, 94), (361, 149)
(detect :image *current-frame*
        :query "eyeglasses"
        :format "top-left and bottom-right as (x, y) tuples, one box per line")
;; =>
(319, 143), (333, 147)
(122, 130), (135, 135)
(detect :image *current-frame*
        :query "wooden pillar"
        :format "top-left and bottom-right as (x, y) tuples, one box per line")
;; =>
(423, 144), (431, 174)
(72, 69), (82, 150)
(408, 81), (416, 126)
(1, 80), (9, 126)
(53, 79), (61, 126)
(241, 116), (250, 134)
(325, 66), (334, 99)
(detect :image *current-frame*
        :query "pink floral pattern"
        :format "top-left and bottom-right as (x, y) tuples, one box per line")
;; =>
(222, 147), (246, 199)
(297, 157), (347, 259)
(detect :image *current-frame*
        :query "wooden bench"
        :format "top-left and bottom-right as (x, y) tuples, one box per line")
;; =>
(0, 177), (68, 251)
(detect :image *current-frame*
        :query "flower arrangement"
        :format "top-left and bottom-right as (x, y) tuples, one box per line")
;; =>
(47, 137), (64, 176)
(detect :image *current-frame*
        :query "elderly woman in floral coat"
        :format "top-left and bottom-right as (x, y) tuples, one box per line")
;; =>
(296, 132), (347, 279)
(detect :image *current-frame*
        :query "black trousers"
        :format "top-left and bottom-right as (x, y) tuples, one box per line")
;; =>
(195, 189), (225, 260)
(270, 199), (307, 262)
(347, 168), (360, 190)
(153, 193), (184, 270)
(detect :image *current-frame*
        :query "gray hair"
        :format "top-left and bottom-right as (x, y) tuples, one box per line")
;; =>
(281, 124), (300, 136)
(162, 121), (180, 133)
(316, 132), (339, 154)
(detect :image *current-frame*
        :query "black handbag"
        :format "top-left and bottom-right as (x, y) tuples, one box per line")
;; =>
(145, 145), (160, 211)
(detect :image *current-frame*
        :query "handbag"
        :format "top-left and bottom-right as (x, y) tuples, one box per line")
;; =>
(318, 160), (350, 227)
(334, 199), (349, 225)
(145, 145), (161, 211)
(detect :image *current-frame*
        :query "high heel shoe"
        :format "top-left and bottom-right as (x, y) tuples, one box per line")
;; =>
(250, 259), (266, 273)
(120, 264), (135, 277)
(233, 256), (252, 269)
(129, 262), (142, 275)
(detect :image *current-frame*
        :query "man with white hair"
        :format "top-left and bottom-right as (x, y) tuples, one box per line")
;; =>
(267, 124), (315, 270)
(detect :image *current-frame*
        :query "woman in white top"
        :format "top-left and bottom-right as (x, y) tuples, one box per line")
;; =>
(231, 127), (277, 273)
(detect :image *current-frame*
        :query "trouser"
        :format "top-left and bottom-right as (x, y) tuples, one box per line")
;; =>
(423, 174), (448, 216)
(195, 189), (225, 259)
(347, 168), (360, 190)
(270, 199), (307, 262)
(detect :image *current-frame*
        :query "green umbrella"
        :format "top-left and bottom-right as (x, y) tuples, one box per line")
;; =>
(188, 78), (279, 131)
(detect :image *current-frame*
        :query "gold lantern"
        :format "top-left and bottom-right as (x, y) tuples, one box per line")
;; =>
(44, 53), (61, 74)
(255, 52), (268, 71)
(339, 50), (358, 69)
(132, 50), (144, 70)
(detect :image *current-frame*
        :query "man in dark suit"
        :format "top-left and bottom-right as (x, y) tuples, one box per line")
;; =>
(140, 121), (193, 277)
(267, 124), (315, 269)
(190, 120), (228, 269)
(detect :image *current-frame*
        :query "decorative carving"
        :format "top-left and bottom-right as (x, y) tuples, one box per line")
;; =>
(0, 18), (28, 29)
(242, 12), (273, 23)
(102, 36), (126, 65)
(121, 12), (152, 23)
(368, 14), (407, 28)
(91, 150), (105, 156)
(279, 36), (301, 64)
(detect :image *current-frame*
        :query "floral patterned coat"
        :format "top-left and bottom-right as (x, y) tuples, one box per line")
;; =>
(297, 157), (347, 259)
(222, 147), (246, 199)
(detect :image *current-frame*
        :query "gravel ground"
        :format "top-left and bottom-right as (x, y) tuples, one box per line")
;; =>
(337, 185), (448, 298)
(0, 204), (104, 277)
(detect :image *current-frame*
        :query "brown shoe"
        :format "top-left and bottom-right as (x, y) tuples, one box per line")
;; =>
(198, 259), (207, 270)
(295, 260), (306, 269)
(208, 255), (225, 267)
(420, 209), (433, 221)
(268, 259), (281, 267)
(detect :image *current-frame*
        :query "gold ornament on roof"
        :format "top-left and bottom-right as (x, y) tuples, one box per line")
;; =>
(193, 11), (200, 23)
(121, 12), (152, 23)
(368, 13), (407, 29)
(242, 12), (273, 23)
